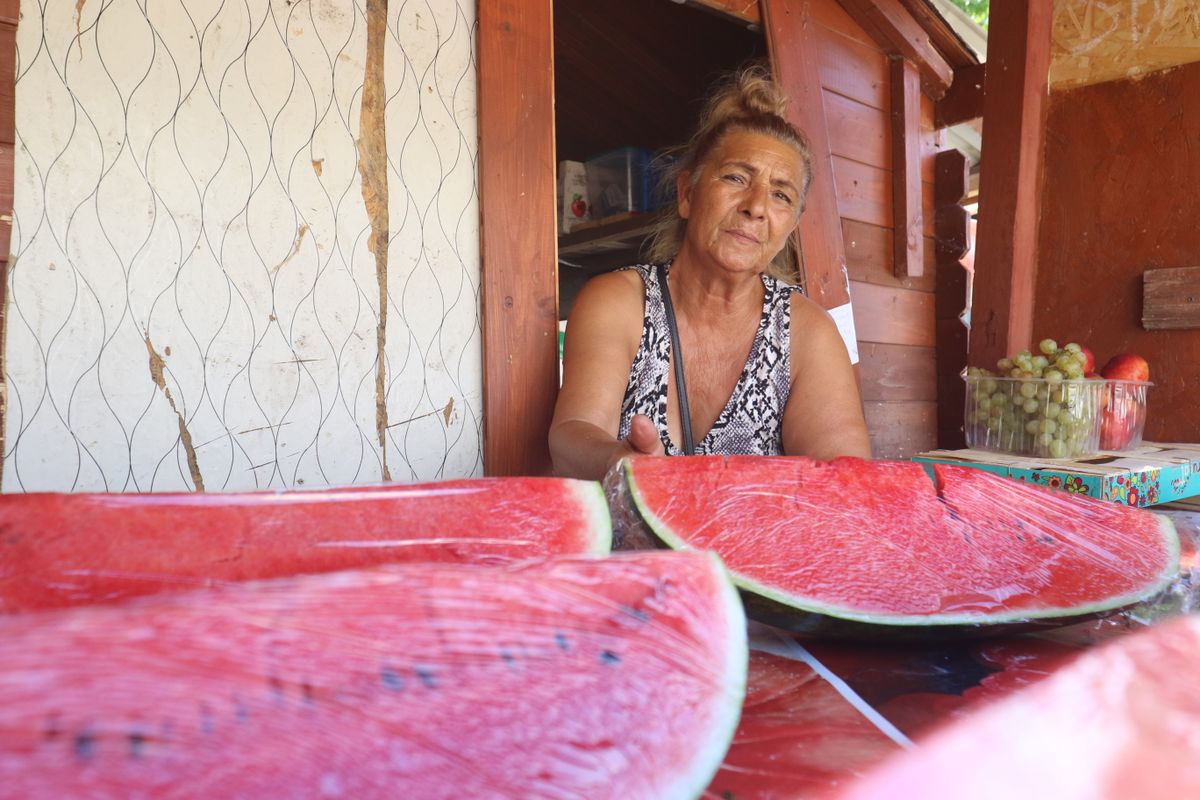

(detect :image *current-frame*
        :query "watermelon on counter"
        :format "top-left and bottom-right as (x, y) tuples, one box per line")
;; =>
(834, 613), (1200, 800)
(620, 456), (1181, 637)
(0, 551), (746, 799)
(0, 477), (611, 612)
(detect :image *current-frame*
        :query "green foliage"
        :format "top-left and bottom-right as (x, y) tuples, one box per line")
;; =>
(946, 0), (989, 28)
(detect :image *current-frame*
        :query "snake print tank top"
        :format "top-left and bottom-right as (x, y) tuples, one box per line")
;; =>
(617, 263), (797, 456)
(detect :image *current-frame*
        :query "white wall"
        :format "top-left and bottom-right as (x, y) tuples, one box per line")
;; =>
(4, 0), (482, 491)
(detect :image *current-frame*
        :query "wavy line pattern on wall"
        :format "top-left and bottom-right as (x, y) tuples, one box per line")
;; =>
(4, 0), (481, 492)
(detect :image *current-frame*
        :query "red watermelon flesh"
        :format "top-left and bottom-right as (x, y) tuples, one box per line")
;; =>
(0, 552), (746, 799)
(0, 477), (611, 612)
(835, 614), (1200, 800)
(702, 651), (901, 800)
(622, 456), (1179, 629)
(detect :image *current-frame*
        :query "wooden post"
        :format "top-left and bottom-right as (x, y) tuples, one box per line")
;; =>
(760, 0), (850, 311)
(890, 57), (923, 278)
(968, 1), (1052, 369)
(0, 0), (18, 479)
(934, 149), (971, 449)
(477, 0), (558, 476)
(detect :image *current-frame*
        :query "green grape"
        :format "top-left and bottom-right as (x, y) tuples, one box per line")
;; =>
(1064, 362), (1084, 379)
(1039, 418), (1058, 435)
(1019, 382), (1038, 399)
(977, 395), (992, 411)
(1038, 338), (1058, 355)
(1048, 439), (1068, 458)
(1031, 355), (1049, 371)
(997, 357), (1014, 372)
(1045, 402), (1062, 419)
(1037, 432), (1055, 447)
(1044, 369), (1064, 384)
(982, 378), (998, 394)
(1054, 354), (1075, 372)
(1025, 419), (1041, 434)
(1022, 398), (1039, 414)
(991, 392), (1007, 406)
(1012, 392), (1027, 407)
(1064, 342), (1082, 354)
(989, 405), (1005, 419)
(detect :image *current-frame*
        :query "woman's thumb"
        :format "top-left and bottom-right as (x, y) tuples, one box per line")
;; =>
(628, 415), (664, 455)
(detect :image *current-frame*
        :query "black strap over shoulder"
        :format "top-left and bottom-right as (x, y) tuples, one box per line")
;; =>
(657, 262), (694, 456)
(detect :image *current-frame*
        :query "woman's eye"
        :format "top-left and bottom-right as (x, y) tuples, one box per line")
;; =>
(722, 173), (746, 184)
(774, 191), (794, 204)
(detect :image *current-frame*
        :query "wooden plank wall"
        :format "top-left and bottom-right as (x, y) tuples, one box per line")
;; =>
(811, 0), (940, 458)
(0, 0), (16, 469)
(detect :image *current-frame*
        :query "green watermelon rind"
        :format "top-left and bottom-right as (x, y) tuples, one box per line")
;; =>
(567, 479), (615, 555)
(665, 549), (750, 800)
(623, 461), (1182, 628)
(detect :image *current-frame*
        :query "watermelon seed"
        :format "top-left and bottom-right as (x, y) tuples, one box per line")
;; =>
(381, 666), (405, 691)
(599, 650), (620, 666)
(302, 681), (316, 706)
(619, 605), (649, 623)
(1038, 534), (1056, 544)
(555, 633), (570, 651)
(415, 666), (437, 689)
(233, 694), (250, 724)
(199, 703), (216, 735)
(500, 647), (516, 666)
(128, 731), (147, 759)
(73, 730), (96, 761)
(269, 675), (286, 703)
(42, 714), (63, 741)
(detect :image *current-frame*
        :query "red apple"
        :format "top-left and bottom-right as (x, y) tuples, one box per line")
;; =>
(570, 195), (588, 218)
(1079, 345), (1095, 373)
(1099, 353), (1150, 383)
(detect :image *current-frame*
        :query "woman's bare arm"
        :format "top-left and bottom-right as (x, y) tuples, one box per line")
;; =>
(782, 295), (872, 460)
(549, 271), (664, 479)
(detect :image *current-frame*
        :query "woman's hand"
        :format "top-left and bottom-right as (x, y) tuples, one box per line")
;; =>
(603, 414), (665, 475)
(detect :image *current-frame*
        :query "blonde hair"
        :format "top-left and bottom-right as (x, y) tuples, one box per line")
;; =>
(646, 64), (813, 283)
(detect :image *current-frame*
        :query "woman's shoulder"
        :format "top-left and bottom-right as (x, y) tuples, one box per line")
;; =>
(567, 265), (656, 329)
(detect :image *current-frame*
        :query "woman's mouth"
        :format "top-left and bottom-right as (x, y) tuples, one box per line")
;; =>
(726, 229), (759, 244)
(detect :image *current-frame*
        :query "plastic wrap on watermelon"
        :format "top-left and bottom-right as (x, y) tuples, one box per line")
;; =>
(603, 461), (659, 551)
(0, 477), (612, 613)
(0, 552), (747, 800)
(615, 455), (1188, 639)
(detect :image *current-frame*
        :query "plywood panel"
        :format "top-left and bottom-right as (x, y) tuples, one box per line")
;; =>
(811, 0), (878, 47)
(1143, 266), (1200, 330)
(863, 400), (937, 459)
(1050, 0), (1200, 90)
(858, 343), (936, 401)
(850, 280), (935, 346)
(842, 219), (936, 292)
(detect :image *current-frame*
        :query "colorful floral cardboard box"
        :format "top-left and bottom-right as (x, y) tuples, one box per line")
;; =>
(913, 443), (1200, 508)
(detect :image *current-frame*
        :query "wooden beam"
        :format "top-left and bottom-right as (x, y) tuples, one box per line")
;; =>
(837, 0), (954, 98)
(933, 148), (971, 450)
(761, 0), (850, 310)
(890, 57), (922, 278)
(1143, 267), (1200, 330)
(477, 0), (558, 476)
(969, 1), (1052, 370)
(897, 0), (979, 69)
(936, 62), (986, 128)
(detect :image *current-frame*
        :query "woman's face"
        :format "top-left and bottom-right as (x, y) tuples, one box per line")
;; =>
(676, 129), (805, 277)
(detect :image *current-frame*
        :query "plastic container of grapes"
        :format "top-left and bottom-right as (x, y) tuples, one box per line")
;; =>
(964, 375), (1105, 459)
(1100, 380), (1152, 451)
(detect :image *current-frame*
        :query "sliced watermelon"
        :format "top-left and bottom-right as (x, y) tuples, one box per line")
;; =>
(837, 614), (1200, 799)
(701, 651), (901, 800)
(0, 477), (611, 612)
(621, 456), (1180, 635)
(0, 552), (746, 799)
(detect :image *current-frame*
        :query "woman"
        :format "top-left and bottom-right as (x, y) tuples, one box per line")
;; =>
(550, 66), (871, 480)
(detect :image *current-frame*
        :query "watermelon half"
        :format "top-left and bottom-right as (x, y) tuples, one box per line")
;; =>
(836, 613), (1200, 800)
(0, 552), (746, 799)
(621, 456), (1180, 636)
(0, 477), (611, 612)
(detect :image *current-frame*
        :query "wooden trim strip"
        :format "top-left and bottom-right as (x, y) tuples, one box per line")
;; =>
(477, 0), (558, 476)
(762, 0), (850, 310)
(890, 57), (922, 278)
(836, 0), (954, 97)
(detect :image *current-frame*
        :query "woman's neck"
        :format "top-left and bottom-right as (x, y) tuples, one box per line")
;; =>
(668, 252), (765, 320)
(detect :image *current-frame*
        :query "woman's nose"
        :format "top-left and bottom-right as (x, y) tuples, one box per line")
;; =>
(739, 181), (768, 217)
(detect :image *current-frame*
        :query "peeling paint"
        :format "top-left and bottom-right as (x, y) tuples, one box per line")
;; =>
(312, 159), (323, 176)
(442, 397), (454, 426)
(360, 0), (391, 481)
(273, 224), (310, 275)
(75, 0), (85, 39)
(145, 335), (205, 491)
